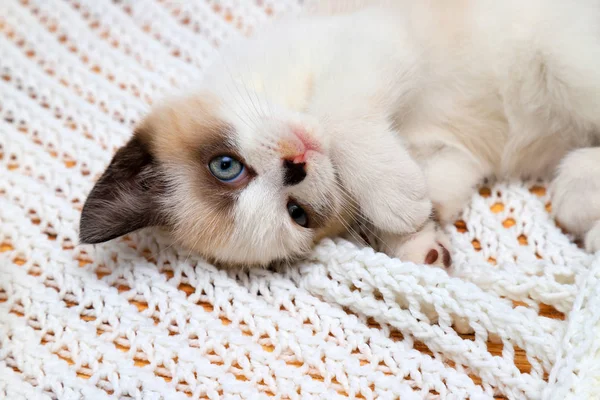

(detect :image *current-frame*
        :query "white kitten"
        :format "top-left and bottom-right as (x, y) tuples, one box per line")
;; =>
(80, 1), (600, 268)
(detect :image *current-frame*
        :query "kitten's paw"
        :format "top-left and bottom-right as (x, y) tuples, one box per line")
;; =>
(551, 148), (600, 239)
(585, 221), (600, 253)
(391, 221), (452, 268)
(432, 200), (465, 225)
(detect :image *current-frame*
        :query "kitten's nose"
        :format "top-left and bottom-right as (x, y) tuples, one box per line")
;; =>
(283, 159), (306, 186)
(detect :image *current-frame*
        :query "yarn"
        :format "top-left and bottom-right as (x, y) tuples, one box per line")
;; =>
(1, 1), (598, 399)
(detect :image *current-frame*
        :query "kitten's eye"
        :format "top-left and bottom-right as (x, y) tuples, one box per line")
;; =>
(287, 200), (309, 228)
(209, 155), (246, 183)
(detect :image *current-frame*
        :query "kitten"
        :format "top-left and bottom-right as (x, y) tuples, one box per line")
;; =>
(80, 1), (600, 268)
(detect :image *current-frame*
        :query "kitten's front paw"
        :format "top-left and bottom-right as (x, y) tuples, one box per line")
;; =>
(585, 221), (600, 253)
(388, 221), (452, 268)
(551, 148), (600, 249)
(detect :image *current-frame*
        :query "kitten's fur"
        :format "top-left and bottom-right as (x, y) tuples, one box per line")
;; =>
(80, 1), (600, 267)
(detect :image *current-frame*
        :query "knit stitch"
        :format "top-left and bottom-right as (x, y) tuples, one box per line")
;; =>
(0, 1), (598, 399)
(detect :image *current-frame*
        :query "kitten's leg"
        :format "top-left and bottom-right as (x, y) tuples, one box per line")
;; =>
(418, 145), (489, 224)
(333, 121), (486, 266)
(331, 121), (433, 235)
(370, 143), (487, 267)
(551, 147), (600, 252)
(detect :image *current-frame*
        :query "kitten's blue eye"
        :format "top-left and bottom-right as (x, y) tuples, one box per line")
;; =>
(209, 155), (245, 182)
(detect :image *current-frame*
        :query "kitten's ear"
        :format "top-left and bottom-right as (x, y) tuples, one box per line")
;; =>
(79, 133), (168, 244)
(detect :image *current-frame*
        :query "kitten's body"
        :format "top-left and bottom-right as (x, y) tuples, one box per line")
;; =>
(80, 1), (600, 266)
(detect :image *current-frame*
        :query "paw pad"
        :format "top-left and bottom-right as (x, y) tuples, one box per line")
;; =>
(425, 244), (452, 268)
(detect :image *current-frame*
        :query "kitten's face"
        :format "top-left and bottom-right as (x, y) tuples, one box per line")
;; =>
(79, 93), (352, 266)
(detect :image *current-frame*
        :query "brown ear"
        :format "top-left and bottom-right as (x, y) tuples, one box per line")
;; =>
(79, 134), (168, 244)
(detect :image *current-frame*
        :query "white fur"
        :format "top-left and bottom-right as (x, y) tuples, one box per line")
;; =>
(180, 0), (600, 265)
(551, 148), (600, 253)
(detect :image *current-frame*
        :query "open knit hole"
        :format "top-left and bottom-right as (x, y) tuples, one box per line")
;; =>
(113, 337), (130, 352)
(13, 256), (26, 266)
(529, 186), (546, 197)
(95, 380), (115, 396)
(76, 365), (93, 380)
(134, 356), (150, 367)
(539, 304), (566, 320)
(198, 297), (217, 312)
(0, 242), (14, 252)
(5, 357), (22, 374)
(413, 340), (434, 356)
(513, 345), (532, 374)
(486, 336), (504, 357)
(56, 349), (74, 365)
(117, 284), (130, 293)
(95, 266), (111, 279)
(390, 328), (404, 342)
(454, 220), (468, 233)
(479, 187), (492, 197)
(502, 218), (516, 228)
(63, 294), (78, 308)
(62, 240), (75, 251)
(130, 298), (149, 313)
(206, 349), (224, 366)
(7, 155), (19, 170)
(490, 202), (505, 213)
(28, 264), (42, 277)
(178, 282), (195, 295)
(163, 269), (175, 279)
(239, 321), (252, 336)
(77, 253), (92, 267)
(154, 363), (174, 382)
(518, 234), (528, 245)
(554, 272), (575, 285)
(366, 317), (382, 330)
(80, 305), (96, 322)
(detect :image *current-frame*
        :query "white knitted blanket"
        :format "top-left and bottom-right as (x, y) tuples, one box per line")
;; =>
(1, 1), (599, 399)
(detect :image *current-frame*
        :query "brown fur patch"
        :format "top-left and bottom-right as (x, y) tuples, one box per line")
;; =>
(137, 93), (243, 254)
(139, 93), (228, 163)
(79, 134), (168, 244)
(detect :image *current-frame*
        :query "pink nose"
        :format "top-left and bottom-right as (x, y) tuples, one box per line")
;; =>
(284, 127), (320, 164)
(290, 153), (308, 164)
(293, 127), (319, 151)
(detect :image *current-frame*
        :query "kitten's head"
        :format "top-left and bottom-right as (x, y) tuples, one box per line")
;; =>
(79, 92), (352, 266)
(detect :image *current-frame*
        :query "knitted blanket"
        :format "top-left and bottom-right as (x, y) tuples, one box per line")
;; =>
(1, 1), (599, 399)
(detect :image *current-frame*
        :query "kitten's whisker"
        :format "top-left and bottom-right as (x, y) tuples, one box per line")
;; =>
(233, 76), (263, 131)
(247, 66), (269, 120)
(218, 50), (262, 130)
(322, 191), (368, 247)
(259, 44), (276, 120)
(223, 88), (254, 130)
(226, 85), (258, 130)
(237, 71), (264, 127)
(328, 184), (394, 253)
(226, 50), (263, 129)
